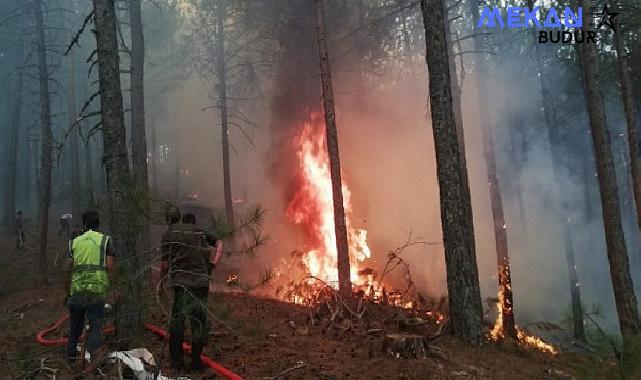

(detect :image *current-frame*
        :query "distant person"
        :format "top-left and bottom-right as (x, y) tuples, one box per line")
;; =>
(58, 213), (73, 238)
(15, 211), (25, 250)
(64, 210), (115, 364)
(160, 208), (222, 371)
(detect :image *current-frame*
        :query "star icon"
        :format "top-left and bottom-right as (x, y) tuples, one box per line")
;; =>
(590, 4), (619, 32)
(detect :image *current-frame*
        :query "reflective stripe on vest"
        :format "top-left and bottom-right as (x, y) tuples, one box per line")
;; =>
(70, 230), (110, 296)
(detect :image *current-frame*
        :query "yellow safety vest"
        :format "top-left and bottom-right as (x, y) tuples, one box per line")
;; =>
(70, 230), (110, 297)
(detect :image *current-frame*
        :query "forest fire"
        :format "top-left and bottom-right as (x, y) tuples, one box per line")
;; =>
(489, 289), (558, 355)
(285, 113), (374, 292)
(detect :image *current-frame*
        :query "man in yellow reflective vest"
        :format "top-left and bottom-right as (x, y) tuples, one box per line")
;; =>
(64, 210), (115, 363)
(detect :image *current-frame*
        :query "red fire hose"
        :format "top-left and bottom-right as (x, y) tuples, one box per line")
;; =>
(36, 315), (244, 380)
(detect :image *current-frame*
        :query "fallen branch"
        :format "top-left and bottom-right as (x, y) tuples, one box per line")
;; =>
(262, 362), (306, 380)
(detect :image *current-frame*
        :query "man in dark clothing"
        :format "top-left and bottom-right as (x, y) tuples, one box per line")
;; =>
(160, 207), (222, 371)
(15, 211), (25, 250)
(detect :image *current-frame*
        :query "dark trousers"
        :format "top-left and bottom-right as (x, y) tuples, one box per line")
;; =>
(15, 229), (25, 249)
(169, 286), (209, 366)
(66, 301), (105, 362)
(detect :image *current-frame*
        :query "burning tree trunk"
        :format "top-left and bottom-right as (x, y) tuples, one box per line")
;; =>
(92, 0), (143, 343)
(525, 0), (586, 342)
(314, 0), (352, 297)
(470, 0), (516, 339)
(216, 0), (235, 228)
(613, 2), (641, 247)
(3, 34), (23, 229)
(68, 53), (82, 220)
(35, 0), (53, 284)
(420, 0), (483, 344)
(578, 0), (640, 341)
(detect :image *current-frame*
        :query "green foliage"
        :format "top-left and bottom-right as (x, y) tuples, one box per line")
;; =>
(210, 203), (267, 258)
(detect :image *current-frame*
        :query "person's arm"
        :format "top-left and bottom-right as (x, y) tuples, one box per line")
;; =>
(213, 240), (223, 265)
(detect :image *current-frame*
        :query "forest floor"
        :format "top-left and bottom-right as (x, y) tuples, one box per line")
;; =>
(0, 230), (627, 380)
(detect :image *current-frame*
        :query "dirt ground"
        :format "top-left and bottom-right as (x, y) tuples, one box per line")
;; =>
(0, 230), (617, 379)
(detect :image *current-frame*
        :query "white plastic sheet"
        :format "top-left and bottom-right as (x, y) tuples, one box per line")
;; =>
(108, 348), (189, 380)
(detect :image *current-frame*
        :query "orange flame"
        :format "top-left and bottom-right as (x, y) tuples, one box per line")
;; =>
(489, 290), (558, 355)
(286, 113), (373, 288)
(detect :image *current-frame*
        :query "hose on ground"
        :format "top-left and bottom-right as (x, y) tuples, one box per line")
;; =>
(36, 314), (244, 380)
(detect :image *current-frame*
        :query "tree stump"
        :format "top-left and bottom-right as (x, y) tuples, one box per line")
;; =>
(383, 333), (429, 359)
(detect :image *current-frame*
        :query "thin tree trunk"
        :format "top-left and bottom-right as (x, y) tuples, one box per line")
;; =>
(526, 0), (586, 342)
(3, 36), (23, 228)
(314, 0), (352, 297)
(470, 0), (516, 339)
(150, 117), (158, 196)
(68, 53), (82, 219)
(174, 142), (180, 202)
(582, 157), (594, 222)
(579, 0), (640, 341)
(35, 0), (53, 284)
(216, 0), (235, 228)
(85, 137), (94, 205)
(22, 128), (32, 209)
(613, 2), (641, 247)
(420, 0), (483, 344)
(92, 0), (143, 345)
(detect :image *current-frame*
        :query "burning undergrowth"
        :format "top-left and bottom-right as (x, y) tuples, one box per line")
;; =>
(267, 112), (419, 305)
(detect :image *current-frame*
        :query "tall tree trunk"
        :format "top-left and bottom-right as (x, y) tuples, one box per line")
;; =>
(216, 0), (235, 228)
(526, 0), (586, 342)
(582, 157), (594, 222)
(3, 36), (23, 228)
(129, 0), (150, 258)
(68, 53), (82, 220)
(150, 117), (158, 196)
(129, 0), (149, 196)
(314, 0), (352, 297)
(92, 0), (143, 345)
(85, 137), (94, 205)
(420, 0), (483, 344)
(470, 0), (516, 339)
(35, 0), (53, 284)
(579, 0), (640, 341)
(613, 2), (641, 247)
(22, 128), (32, 210)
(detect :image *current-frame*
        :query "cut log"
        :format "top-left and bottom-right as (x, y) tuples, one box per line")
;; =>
(383, 333), (428, 359)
